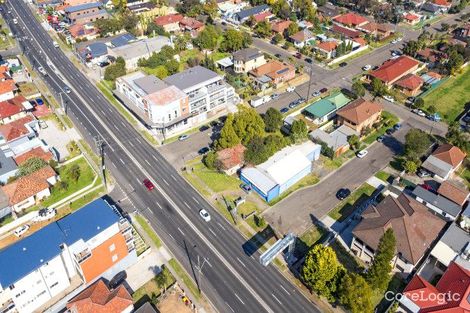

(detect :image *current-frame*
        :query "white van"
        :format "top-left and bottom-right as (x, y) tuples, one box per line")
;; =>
(53, 41), (59, 48)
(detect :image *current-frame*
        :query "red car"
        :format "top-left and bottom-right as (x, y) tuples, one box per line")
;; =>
(421, 184), (433, 191)
(143, 179), (155, 191)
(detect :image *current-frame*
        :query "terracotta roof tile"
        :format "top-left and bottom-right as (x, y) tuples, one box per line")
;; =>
(333, 12), (368, 26)
(154, 14), (183, 26)
(272, 20), (292, 33)
(394, 73), (424, 90)
(369, 55), (420, 84)
(336, 98), (382, 125)
(249, 60), (294, 80)
(0, 80), (16, 95)
(316, 41), (338, 52)
(0, 115), (34, 142)
(180, 17), (204, 30)
(432, 144), (466, 167)
(331, 24), (361, 38)
(404, 13), (420, 21)
(217, 144), (246, 170)
(0, 95), (27, 119)
(437, 181), (469, 206)
(253, 11), (273, 22)
(14, 147), (54, 165)
(353, 37), (367, 46)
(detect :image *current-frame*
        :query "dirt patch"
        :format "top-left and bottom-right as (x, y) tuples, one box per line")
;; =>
(158, 288), (194, 313)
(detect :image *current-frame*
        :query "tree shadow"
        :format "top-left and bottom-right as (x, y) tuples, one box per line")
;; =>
(242, 225), (276, 257)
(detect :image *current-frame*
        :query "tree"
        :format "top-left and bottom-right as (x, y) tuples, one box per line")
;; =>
(155, 265), (173, 292)
(68, 164), (81, 182)
(367, 228), (396, 291)
(446, 122), (470, 153)
(290, 120), (308, 143)
(17, 157), (48, 178)
(164, 59), (180, 75)
(405, 128), (431, 160)
(339, 273), (374, 313)
(121, 11), (139, 34)
(446, 49), (464, 74)
(301, 245), (343, 301)
(272, 33), (283, 45)
(233, 106), (265, 145)
(272, 0), (291, 19)
(146, 23), (168, 36)
(427, 105), (436, 115)
(254, 214), (266, 227)
(286, 22), (300, 37)
(219, 30), (252, 52)
(352, 81), (365, 97)
(254, 21), (272, 38)
(193, 25), (219, 50)
(263, 108), (283, 132)
(403, 160), (418, 173)
(414, 97), (424, 109)
(104, 58), (126, 82)
(203, 151), (218, 169)
(244, 136), (270, 164)
(347, 134), (360, 150)
(371, 77), (387, 97)
(215, 114), (240, 150)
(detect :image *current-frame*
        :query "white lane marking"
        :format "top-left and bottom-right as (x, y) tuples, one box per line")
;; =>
(209, 228), (217, 237)
(152, 155), (159, 162)
(236, 257), (246, 268)
(205, 258), (213, 268)
(168, 233), (174, 240)
(192, 196), (200, 205)
(171, 174), (177, 181)
(156, 202), (162, 210)
(225, 302), (235, 313)
(136, 138), (143, 145)
(162, 178), (169, 186)
(136, 177), (141, 184)
(184, 201), (190, 209)
(280, 285), (291, 295)
(272, 294), (282, 305)
(119, 158), (125, 165)
(147, 207), (152, 213)
(235, 293), (245, 305)
(217, 222), (226, 231)
(177, 227), (185, 236)
(144, 159), (151, 166)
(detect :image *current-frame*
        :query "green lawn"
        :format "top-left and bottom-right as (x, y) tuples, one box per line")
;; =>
(459, 163), (470, 187)
(189, 161), (241, 193)
(328, 183), (376, 222)
(372, 274), (406, 311)
(422, 66), (470, 123)
(135, 215), (162, 248)
(330, 240), (363, 273)
(296, 226), (326, 256)
(132, 266), (176, 308)
(375, 171), (392, 183)
(168, 258), (200, 300)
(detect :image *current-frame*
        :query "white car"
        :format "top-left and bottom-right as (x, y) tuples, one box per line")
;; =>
(362, 64), (372, 71)
(178, 134), (189, 141)
(38, 66), (47, 76)
(199, 209), (211, 222)
(383, 95), (395, 103)
(13, 18), (18, 25)
(286, 86), (296, 93)
(356, 150), (369, 158)
(412, 109), (426, 117)
(14, 224), (30, 237)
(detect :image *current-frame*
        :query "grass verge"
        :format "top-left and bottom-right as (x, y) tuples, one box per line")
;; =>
(328, 183), (375, 222)
(96, 81), (138, 126)
(132, 265), (176, 308)
(375, 171), (392, 183)
(135, 215), (162, 248)
(168, 259), (200, 300)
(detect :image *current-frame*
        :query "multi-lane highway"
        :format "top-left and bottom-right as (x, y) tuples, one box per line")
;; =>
(2, 1), (321, 313)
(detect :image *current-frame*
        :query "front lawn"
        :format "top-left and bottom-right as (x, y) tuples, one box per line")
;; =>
(422, 66), (470, 123)
(187, 160), (240, 193)
(328, 183), (376, 222)
(296, 225), (327, 256)
(132, 266), (176, 308)
(375, 171), (393, 183)
(268, 173), (320, 206)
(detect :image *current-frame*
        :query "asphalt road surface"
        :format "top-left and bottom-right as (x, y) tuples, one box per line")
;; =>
(3, 1), (321, 313)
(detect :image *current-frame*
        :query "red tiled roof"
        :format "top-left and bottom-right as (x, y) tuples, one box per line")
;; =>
(216, 144), (246, 170)
(0, 95), (27, 119)
(290, 29), (314, 42)
(154, 14), (183, 26)
(180, 17), (204, 30)
(337, 98), (382, 125)
(433, 0), (450, 6)
(358, 22), (392, 33)
(272, 20), (291, 33)
(369, 55), (420, 84)
(0, 80), (16, 95)
(353, 37), (367, 46)
(0, 115), (34, 142)
(437, 181), (469, 206)
(333, 12), (368, 26)
(14, 147), (54, 166)
(394, 73), (424, 90)
(316, 41), (338, 52)
(432, 144), (466, 167)
(253, 11), (273, 22)
(67, 280), (133, 313)
(404, 13), (420, 21)
(331, 24), (361, 38)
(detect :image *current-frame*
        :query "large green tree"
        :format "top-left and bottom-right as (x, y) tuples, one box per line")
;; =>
(233, 106), (265, 145)
(367, 228), (396, 291)
(339, 273), (374, 313)
(254, 21), (272, 38)
(193, 25), (219, 50)
(215, 114), (240, 150)
(219, 30), (252, 52)
(371, 77), (387, 97)
(290, 120), (308, 143)
(404, 128), (432, 160)
(263, 108), (283, 132)
(446, 122), (470, 153)
(352, 81), (366, 97)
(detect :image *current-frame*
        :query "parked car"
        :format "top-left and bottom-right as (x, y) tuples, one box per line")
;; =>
(199, 209), (211, 222)
(280, 107), (289, 114)
(34, 208), (57, 222)
(240, 183), (252, 193)
(417, 169), (431, 178)
(463, 114), (470, 123)
(198, 147), (209, 155)
(286, 86), (296, 92)
(377, 135), (385, 142)
(311, 91), (320, 97)
(386, 128), (396, 135)
(336, 188), (351, 200)
(362, 64), (372, 71)
(271, 93), (280, 100)
(406, 96), (416, 104)
(109, 271), (127, 290)
(178, 134), (189, 141)
(199, 125), (210, 132)
(305, 58), (313, 63)
(143, 178), (155, 191)
(356, 150), (368, 158)
(13, 18), (18, 24)
(383, 95), (395, 102)
(275, 53), (282, 58)
(295, 52), (302, 59)
(14, 224), (30, 237)
(63, 86), (71, 94)
(412, 109), (426, 117)
(35, 98), (44, 105)
(319, 87), (328, 93)
(393, 123), (401, 130)
(53, 41), (59, 48)
(339, 62), (348, 67)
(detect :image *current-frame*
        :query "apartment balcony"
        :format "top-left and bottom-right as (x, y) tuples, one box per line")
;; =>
(188, 89), (208, 101)
(119, 218), (132, 234)
(207, 82), (226, 94)
(74, 249), (92, 264)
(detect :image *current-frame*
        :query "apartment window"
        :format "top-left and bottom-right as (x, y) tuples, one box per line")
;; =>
(112, 254), (118, 262)
(109, 244), (116, 252)
(37, 291), (46, 297)
(36, 280), (41, 285)
(50, 282), (59, 288)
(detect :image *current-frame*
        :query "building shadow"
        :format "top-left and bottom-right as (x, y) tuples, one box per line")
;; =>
(242, 225), (276, 257)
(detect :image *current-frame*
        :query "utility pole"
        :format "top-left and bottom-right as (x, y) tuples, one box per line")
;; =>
(59, 92), (68, 114)
(306, 63), (314, 104)
(94, 135), (107, 190)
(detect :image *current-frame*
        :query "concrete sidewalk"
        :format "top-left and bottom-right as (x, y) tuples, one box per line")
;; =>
(126, 249), (170, 292)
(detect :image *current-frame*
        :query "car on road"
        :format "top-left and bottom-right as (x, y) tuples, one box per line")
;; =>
(178, 134), (189, 141)
(13, 18), (18, 24)
(221, 21), (227, 26)
(305, 58), (313, 63)
(271, 93), (280, 100)
(412, 109), (426, 117)
(240, 183), (252, 193)
(53, 41), (59, 48)
(386, 128), (396, 135)
(339, 62), (348, 67)
(356, 150), (368, 158)
(383, 95), (395, 102)
(14, 224), (30, 237)
(63, 86), (71, 94)
(199, 209), (211, 222)
(377, 135), (385, 142)
(199, 125), (210, 132)
(294, 52), (302, 59)
(143, 178), (155, 191)
(275, 53), (282, 58)
(406, 96), (416, 104)
(462, 114), (470, 123)
(393, 123), (401, 130)
(38, 66), (47, 76)
(280, 107), (289, 114)
(286, 86), (296, 92)
(417, 169), (431, 178)
(320, 87), (328, 94)
(198, 147), (210, 155)
(311, 91), (320, 97)
(362, 64), (372, 71)
(336, 188), (351, 200)
(289, 101), (299, 109)
(372, 65), (379, 70)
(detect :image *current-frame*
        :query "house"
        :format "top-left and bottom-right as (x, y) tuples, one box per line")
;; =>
(313, 40), (339, 59)
(421, 144), (466, 180)
(431, 0), (452, 10)
(66, 280), (133, 313)
(249, 60), (295, 89)
(180, 17), (205, 37)
(403, 12), (421, 25)
(367, 55), (421, 87)
(351, 194), (446, 275)
(107, 36), (171, 69)
(68, 22), (99, 41)
(421, 2), (441, 14)
(154, 13), (183, 32)
(253, 10), (274, 23)
(309, 124), (359, 157)
(333, 12), (369, 28)
(0, 79), (17, 102)
(303, 92), (351, 124)
(437, 181), (469, 207)
(290, 29), (315, 48)
(412, 185), (463, 221)
(64, 2), (109, 25)
(2, 165), (58, 213)
(454, 23), (470, 40)
(336, 98), (382, 134)
(416, 47), (447, 67)
(331, 24), (361, 39)
(317, 4), (341, 20)
(0, 95), (31, 124)
(14, 146), (54, 165)
(232, 48), (266, 74)
(394, 73), (424, 96)
(233, 4), (270, 24)
(399, 262), (470, 312)
(63, 0), (96, 5)
(356, 22), (393, 40)
(271, 20), (292, 34)
(0, 115), (36, 144)
(0, 199), (137, 313)
(0, 151), (18, 184)
(240, 141), (321, 202)
(134, 302), (158, 313)
(216, 143), (246, 175)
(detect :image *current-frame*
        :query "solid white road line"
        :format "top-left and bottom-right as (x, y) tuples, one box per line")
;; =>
(235, 293), (245, 305)
(237, 257), (246, 268)
(209, 228), (217, 237)
(280, 285), (291, 295)
(225, 302), (235, 313)
(162, 178), (169, 186)
(156, 202), (162, 210)
(177, 227), (185, 236)
(144, 159), (151, 166)
(119, 158), (125, 165)
(272, 294), (282, 305)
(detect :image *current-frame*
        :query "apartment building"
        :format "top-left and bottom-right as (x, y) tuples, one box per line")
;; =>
(0, 199), (136, 313)
(232, 48), (266, 74)
(64, 2), (109, 25)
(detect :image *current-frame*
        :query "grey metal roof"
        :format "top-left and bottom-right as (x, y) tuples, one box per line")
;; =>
(65, 2), (101, 13)
(309, 125), (358, 150)
(110, 36), (171, 61)
(134, 302), (158, 313)
(164, 66), (220, 91)
(0, 151), (18, 176)
(440, 223), (470, 253)
(87, 42), (108, 57)
(421, 2), (440, 12)
(422, 155), (453, 179)
(111, 33), (136, 48)
(413, 186), (462, 217)
(235, 4), (269, 21)
(134, 75), (168, 94)
(233, 48), (263, 62)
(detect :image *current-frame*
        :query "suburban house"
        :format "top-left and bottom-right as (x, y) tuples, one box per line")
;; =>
(0, 116), (36, 145)
(303, 92), (351, 124)
(154, 13), (183, 32)
(393, 73), (424, 96)
(179, 17), (205, 37)
(0, 151), (18, 184)
(336, 98), (383, 134)
(63, 0), (97, 5)
(313, 40), (339, 59)
(2, 165), (58, 213)
(333, 12), (369, 28)
(68, 23), (99, 41)
(233, 4), (270, 24)
(66, 279), (133, 313)
(331, 24), (361, 39)
(232, 48), (266, 74)
(356, 22), (393, 40)
(454, 23), (470, 40)
(399, 262), (470, 312)
(249, 60), (295, 89)
(403, 12), (421, 25)
(416, 47), (447, 67)
(317, 4), (341, 20)
(0, 199), (137, 313)
(271, 20), (292, 34)
(253, 10), (274, 23)
(64, 2), (109, 25)
(290, 29), (315, 48)
(107, 36), (172, 70)
(351, 194), (446, 275)
(14, 146), (54, 165)
(240, 141), (321, 202)
(437, 181), (469, 207)
(367, 55), (421, 87)
(309, 124), (359, 157)
(412, 185), (463, 221)
(421, 144), (466, 180)
(421, 2), (442, 13)
(0, 95), (32, 124)
(431, 0), (452, 10)
(0, 79), (17, 102)
(216, 143), (246, 175)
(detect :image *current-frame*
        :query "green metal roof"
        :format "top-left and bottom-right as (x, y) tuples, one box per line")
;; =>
(325, 92), (350, 109)
(303, 92), (350, 119)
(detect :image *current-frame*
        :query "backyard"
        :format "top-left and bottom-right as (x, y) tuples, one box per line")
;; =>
(328, 183), (376, 222)
(422, 66), (470, 123)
